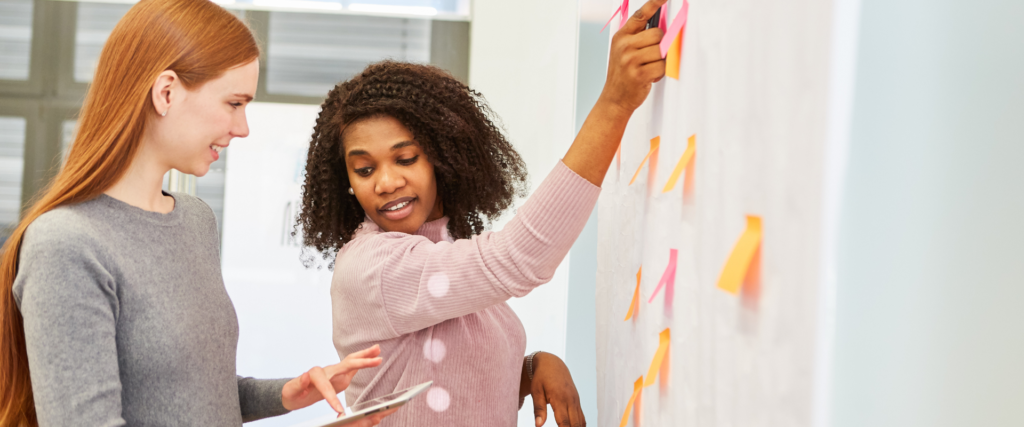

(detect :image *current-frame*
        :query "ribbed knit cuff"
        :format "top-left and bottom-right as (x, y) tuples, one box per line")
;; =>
(238, 377), (292, 422)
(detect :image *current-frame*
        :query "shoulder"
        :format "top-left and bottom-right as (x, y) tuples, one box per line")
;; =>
(338, 221), (437, 261)
(333, 222), (442, 284)
(171, 192), (215, 219)
(24, 202), (105, 253)
(169, 192), (218, 233)
(16, 203), (116, 305)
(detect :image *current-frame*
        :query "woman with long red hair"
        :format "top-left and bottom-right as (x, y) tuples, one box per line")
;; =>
(0, 0), (391, 425)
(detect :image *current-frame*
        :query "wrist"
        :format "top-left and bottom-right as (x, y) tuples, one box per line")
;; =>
(526, 351), (543, 381)
(594, 93), (635, 121)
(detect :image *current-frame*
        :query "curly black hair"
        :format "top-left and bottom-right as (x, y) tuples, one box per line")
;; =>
(296, 60), (529, 267)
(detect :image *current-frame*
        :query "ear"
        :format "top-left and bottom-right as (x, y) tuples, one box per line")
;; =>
(151, 70), (180, 117)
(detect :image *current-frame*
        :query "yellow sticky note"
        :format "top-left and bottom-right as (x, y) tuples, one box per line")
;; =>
(629, 137), (660, 185)
(624, 267), (641, 321)
(665, 29), (683, 79)
(662, 135), (696, 193)
(644, 328), (671, 387)
(716, 215), (763, 294)
(619, 376), (644, 427)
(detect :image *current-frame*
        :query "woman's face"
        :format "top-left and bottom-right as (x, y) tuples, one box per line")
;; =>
(151, 59), (258, 177)
(343, 115), (443, 234)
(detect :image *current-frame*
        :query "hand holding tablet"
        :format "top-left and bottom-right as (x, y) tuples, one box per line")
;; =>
(295, 381), (433, 427)
(282, 345), (385, 414)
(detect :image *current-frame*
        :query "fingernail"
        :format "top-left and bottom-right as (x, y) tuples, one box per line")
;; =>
(536, 417), (542, 426)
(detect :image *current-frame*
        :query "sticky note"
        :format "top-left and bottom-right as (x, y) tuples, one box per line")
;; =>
(648, 249), (677, 303)
(619, 376), (643, 427)
(658, 4), (667, 30)
(600, 4), (619, 33)
(662, 135), (695, 193)
(660, 0), (689, 58)
(602, 0), (630, 33)
(624, 267), (641, 321)
(665, 28), (683, 79)
(619, 0), (630, 31)
(644, 329), (671, 387)
(629, 137), (660, 186)
(716, 215), (763, 295)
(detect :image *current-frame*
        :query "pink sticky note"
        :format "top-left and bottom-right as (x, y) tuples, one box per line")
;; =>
(618, 0), (630, 31)
(660, 0), (689, 58)
(601, 0), (630, 33)
(658, 4), (668, 31)
(600, 5), (619, 32)
(648, 249), (677, 303)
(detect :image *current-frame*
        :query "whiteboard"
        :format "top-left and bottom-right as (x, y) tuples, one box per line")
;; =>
(593, 0), (839, 425)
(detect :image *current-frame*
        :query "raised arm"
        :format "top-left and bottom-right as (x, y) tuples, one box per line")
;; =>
(336, 161), (599, 337)
(335, 0), (669, 340)
(563, 0), (668, 185)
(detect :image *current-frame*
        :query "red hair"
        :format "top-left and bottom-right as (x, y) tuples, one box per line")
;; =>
(0, 0), (258, 424)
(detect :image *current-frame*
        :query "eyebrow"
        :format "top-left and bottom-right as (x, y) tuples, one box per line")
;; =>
(235, 93), (254, 102)
(347, 140), (416, 158)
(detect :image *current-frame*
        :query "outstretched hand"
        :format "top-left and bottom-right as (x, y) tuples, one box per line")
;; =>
(562, 0), (668, 186)
(601, 0), (668, 113)
(281, 345), (383, 413)
(530, 352), (585, 427)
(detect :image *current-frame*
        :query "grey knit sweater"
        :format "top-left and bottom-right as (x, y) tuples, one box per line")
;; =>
(13, 192), (290, 426)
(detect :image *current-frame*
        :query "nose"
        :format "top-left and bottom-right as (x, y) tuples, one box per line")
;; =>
(375, 165), (406, 195)
(231, 108), (250, 138)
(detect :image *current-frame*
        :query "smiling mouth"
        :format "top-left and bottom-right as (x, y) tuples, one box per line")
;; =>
(378, 196), (416, 221)
(380, 197), (415, 212)
(210, 144), (225, 154)
(384, 200), (411, 211)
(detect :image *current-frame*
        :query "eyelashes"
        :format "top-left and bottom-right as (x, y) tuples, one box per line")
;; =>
(353, 155), (419, 177)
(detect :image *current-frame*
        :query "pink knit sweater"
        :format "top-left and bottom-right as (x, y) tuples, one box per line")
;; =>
(330, 161), (599, 426)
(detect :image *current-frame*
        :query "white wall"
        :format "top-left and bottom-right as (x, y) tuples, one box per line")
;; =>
(831, 1), (1024, 426)
(594, 0), (837, 425)
(221, 102), (341, 427)
(468, 1), (581, 426)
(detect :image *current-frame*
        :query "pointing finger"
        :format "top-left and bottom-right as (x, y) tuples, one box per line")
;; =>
(309, 366), (345, 413)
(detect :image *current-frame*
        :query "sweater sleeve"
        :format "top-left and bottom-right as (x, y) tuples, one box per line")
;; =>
(343, 161), (600, 337)
(14, 222), (126, 427)
(237, 377), (291, 422)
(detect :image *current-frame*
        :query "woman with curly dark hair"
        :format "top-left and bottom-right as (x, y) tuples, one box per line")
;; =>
(297, 1), (667, 425)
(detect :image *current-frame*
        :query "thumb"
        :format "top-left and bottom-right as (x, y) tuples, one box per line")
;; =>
(533, 389), (548, 427)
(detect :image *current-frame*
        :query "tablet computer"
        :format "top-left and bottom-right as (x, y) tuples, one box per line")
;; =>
(295, 381), (433, 427)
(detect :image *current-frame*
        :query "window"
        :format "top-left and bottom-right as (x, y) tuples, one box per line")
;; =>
(0, 116), (26, 233)
(0, 0), (33, 81)
(266, 11), (431, 97)
(74, 2), (132, 83)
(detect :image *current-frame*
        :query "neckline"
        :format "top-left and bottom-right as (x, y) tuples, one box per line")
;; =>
(96, 191), (184, 226)
(363, 215), (452, 243)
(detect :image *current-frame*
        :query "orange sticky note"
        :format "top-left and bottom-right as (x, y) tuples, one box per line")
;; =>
(662, 135), (695, 193)
(629, 137), (660, 186)
(716, 215), (763, 294)
(624, 267), (641, 321)
(665, 28), (683, 79)
(644, 329), (671, 387)
(619, 376), (644, 427)
(648, 249), (676, 303)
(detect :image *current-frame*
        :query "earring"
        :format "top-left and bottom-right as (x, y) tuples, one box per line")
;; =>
(161, 110), (167, 117)
(348, 187), (355, 195)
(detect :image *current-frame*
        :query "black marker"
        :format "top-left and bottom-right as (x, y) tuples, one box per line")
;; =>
(646, 7), (662, 30)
